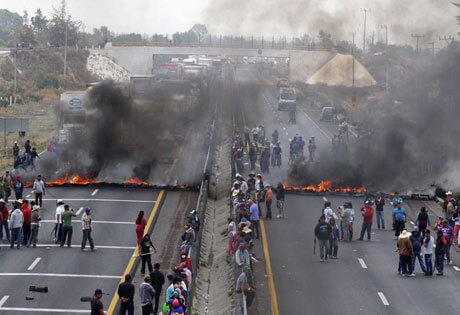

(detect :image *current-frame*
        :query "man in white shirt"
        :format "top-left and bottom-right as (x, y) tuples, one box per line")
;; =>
(323, 202), (334, 222)
(32, 175), (45, 207)
(423, 229), (434, 276)
(55, 200), (65, 243)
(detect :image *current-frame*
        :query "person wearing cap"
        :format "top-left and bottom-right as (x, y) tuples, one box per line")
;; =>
(139, 276), (155, 315)
(81, 207), (96, 251)
(150, 263), (165, 315)
(10, 202), (24, 249)
(392, 201), (406, 238)
(118, 274), (135, 315)
(423, 229), (434, 276)
(13, 175), (24, 200)
(90, 289), (104, 315)
(435, 230), (447, 276)
(181, 224), (195, 254)
(397, 230), (414, 276)
(28, 205), (41, 247)
(21, 200), (31, 246)
(236, 265), (256, 307)
(60, 205), (76, 248)
(358, 200), (374, 241)
(0, 199), (9, 241)
(409, 227), (426, 275)
(32, 175), (45, 207)
(55, 200), (65, 243)
(437, 220), (454, 265)
(443, 191), (456, 221)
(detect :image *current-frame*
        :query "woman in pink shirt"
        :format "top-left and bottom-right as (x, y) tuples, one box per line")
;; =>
(135, 211), (147, 245)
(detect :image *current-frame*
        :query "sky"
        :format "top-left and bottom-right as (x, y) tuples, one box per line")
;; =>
(0, 0), (457, 46)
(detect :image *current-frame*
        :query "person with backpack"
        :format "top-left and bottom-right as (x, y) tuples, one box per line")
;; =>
(415, 207), (431, 236)
(435, 230), (447, 276)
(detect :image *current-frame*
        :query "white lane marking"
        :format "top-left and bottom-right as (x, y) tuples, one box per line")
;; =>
(27, 257), (42, 271)
(26, 194), (31, 198)
(299, 109), (331, 140)
(285, 132), (289, 136)
(0, 296), (9, 307)
(410, 221), (415, 225)
(282, 127), (286, 130)
(0, 244), (135, 249)
(453, 266), (460, 271)
(0, 273), (121, 279)
(322, 197), (328, 202)
(76, 207), (84, 216)
(40, 220), (134, 225)
(0, 307), (90, 313)
(358, 258), (368, 269)
(41, 198), (155, 203)
(91, 189), (99, 196)
(378, 292), (390, 306)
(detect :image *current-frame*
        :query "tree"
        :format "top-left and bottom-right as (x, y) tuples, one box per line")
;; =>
(12, 10), (35, 47)
(46, 0), (81, 47)
(318, 30), (333, 48)
(191, 24), (208, 41)
(0, 9), (22, 46)
(31, 9), (48, 37)
(454, 3), (460, 35)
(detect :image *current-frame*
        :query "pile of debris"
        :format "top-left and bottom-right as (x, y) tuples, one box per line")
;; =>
(86, 52), (131, 82)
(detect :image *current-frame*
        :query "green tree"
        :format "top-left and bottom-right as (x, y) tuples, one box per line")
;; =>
(31, 8), (48, 43)
(46, 0), (81, 47)
(12, 10), (35, 47)
(0, 9), (23, 46)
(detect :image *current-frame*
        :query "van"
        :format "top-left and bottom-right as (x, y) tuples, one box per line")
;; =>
(278, 87), (296, 111)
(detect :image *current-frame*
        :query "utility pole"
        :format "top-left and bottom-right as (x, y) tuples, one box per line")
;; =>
(361, 8), (370, 53)
(352, 32), (355, 89)
(13, 38), (17, 99)
(63, 21), (68, 76)
(411, 34), (425, 53)
(382, 25), (389, 46)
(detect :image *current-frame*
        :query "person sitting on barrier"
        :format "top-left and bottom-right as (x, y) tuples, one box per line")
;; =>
(236, 265), (256, 308)
(181, 224), (195, 255)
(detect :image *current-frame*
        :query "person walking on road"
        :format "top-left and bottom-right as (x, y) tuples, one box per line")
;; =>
(150, 263), (165, 315)
(415, 207), (431, 236)
(265, 185), (273, 220)
(315, 215), (332, 262)
(275, 182), (285, 218)
(90, 289), (104, 315)
(323, 201), (334, 222)
(375, 193), (385, 229)
(81, 207), (96, 251)
(397, 230), (414, 276)
(32, 175), (45, 207)
(10, 202), (24, 249)
(409, 227), (426, 275)
(0, 199), (9, 241)
(135, 211), (147, 245)
(13, 175), (24, 200)
(140, 234), (157, 275)
(118, 274), (135, 315)
(55, 200), (65, 243)
(393, 202), (406, 239)
(249, 200), (260, 239)
(28, 205), (41, 247)
(329, 216), (339, 259)
(423, 229), (434, 276)
(435, 230), (447, 276)
(139, 276), (155, 315)
(358, 200), (374, 241)
(438, 220), (454, 265)
(60, 205), (76, 247)
(21, 200), (31, 246)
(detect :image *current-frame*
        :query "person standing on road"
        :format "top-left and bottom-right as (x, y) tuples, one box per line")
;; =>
(451, 206), (460, 246)
(81, 207), (96, 251)
(358, 200), (374, 241)
(10, 202), (24, 249)
(249, 200), (260, 239)
(438, 220), (454, 265)
(13, 175), (24, 200)
(139, 276), (155, 315)
(391, 192), (403, 230)
(329, 216), (339, 259)
(248, 143), (257, 171)
(397, 230), (414, 276)
(265, 185), (273, 220)
(135, 211), (147, 245)
(0, 199), (9, 241)
(415, 207), (431, 236)
(32, 175), (45, 207)
(275, 182), (285, 219)
(315, 215), (332, 262)
(435, 230), (447, 276)
(393, 202), (406, 238)
(150, 263), (165, 315)
(30, 147), (39, 171)
(423, 230), (434, 276)
(443, 191), (456, 222)
(24, 139), (31, 154)
(4, 171), (12, 202)
(55, 200), (65, 243)
(118, 274), (135, 315)
(409, 227), (426, 276)
(273, 142), (282, 167)
(90, 289), (104, 315)
(140, 234), (157, 275)
(323, 202), (334, 222)
(60, 205), (76, 248)
(374, 193), (385, 229)
(28, 205), (41, 247)
(21, 200), (31, 246)
(339, 204), (351, 241)
(13, 141), (19, 162)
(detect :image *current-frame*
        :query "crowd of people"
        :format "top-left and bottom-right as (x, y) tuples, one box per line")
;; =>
(13, 140), (40, 172)
(314, 191), (460, 277)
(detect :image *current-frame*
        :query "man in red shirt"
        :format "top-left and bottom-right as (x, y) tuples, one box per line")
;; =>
(0, 199), (9, 241)
(358, 200), (375, 241)
(21, 201), (32, 246)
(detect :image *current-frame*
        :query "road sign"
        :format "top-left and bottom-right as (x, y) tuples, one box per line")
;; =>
(346, 95), (361, 106)
(0, 118), (29, 132)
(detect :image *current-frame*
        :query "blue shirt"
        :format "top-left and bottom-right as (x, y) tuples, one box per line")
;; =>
(249, 203), (259, 221)
(391, 197), (403, 208)
(393, 207), (406, 222)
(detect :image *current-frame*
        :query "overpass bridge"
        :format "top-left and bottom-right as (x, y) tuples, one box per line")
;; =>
(91, 42), (336, 83)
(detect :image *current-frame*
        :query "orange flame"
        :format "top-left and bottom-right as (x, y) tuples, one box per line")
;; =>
(69, 174), (101, 185)
(123, 178), (152, 186)
(46, 174), (70, 186)
(283, 180), (366, 193)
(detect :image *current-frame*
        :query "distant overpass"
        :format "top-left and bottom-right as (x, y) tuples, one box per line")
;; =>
(91, 42), (336, 83)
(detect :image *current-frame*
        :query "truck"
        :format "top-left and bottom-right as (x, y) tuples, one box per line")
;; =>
(278, 87), (297, 111)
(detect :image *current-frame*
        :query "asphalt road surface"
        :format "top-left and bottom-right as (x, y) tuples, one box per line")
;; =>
(0, 186), (159, 313)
